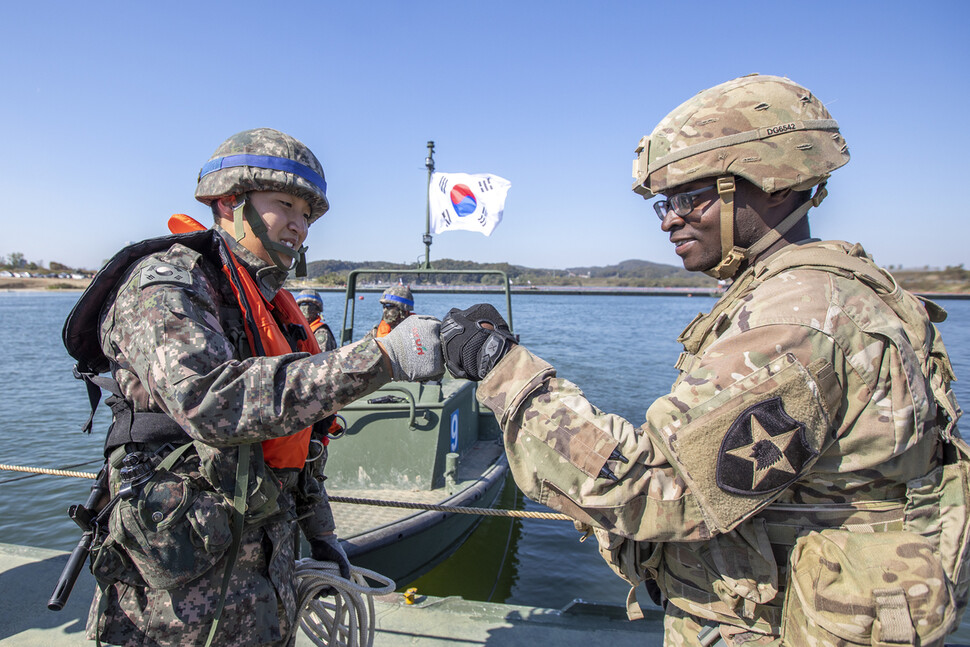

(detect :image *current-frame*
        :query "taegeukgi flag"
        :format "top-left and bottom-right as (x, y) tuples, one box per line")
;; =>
(429, 172), (511, 236)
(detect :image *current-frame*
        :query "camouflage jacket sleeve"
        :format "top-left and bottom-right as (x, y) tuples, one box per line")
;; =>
(478, 314), (843, 542)
(101, 245), (392, 446)
(478, 345), (706, 540)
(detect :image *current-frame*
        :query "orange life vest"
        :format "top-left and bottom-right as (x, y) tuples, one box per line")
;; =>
(168, 214), (320, 469)
(309, 318), (325, 333)
(376, 320), (393, 338)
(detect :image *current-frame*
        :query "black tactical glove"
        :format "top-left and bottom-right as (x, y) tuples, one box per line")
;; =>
(309, 534), (352, 580)
(440, 304), (517, 381)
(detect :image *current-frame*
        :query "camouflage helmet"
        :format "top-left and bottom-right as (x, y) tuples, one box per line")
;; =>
(380, 285), (414, 312)
(196, 128), (329, 223)
(295, 289), (323, 307)
(632, 74), (850, 280)
(632, 74), (849, 197)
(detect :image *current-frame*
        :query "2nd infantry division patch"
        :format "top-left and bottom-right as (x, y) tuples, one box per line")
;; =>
(716, 397), (817, 495)
(140, 264), (192, 288)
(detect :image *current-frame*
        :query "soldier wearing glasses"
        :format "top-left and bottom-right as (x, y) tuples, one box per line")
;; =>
(441, 75), (968, 646)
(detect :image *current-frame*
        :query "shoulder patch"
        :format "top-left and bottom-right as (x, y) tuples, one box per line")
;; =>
(139, 263), (193, 289)
(716, 396), (817, 496)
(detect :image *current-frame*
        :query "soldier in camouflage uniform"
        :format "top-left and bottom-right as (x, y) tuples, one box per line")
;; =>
(363, 284), (414, 340)
(295, 289), (337, 351)
(67, 128), (444, 646)
(441, 75), (969, 646)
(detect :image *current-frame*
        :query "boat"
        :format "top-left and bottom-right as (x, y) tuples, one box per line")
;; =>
(323, 266), (514, 586)
(321, 141), (514, 586)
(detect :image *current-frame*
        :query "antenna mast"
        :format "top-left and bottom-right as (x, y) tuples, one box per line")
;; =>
(421, 140), (435, 269)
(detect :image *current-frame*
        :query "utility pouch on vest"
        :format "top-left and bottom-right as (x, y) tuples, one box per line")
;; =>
(108, 449), (234, 590)
(90, 535), (146, 589)
(589, 526), (662, 620)
(780, 529), (955, 646)
(659, 519), (782, 634)
(195, 442), (283, 526)
(911, 435), (970, 619)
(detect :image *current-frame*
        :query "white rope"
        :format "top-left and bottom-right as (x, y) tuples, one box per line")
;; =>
(290, 559), (396, 647)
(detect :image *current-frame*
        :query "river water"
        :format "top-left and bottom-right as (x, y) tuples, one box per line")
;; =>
(1, 289), (969, 615)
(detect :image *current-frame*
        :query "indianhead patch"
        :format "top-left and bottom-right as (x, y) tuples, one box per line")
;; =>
(716, 397), (817, 495)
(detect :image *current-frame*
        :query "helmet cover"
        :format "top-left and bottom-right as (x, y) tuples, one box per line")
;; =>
(380, 285), (414, 312)
(196, 128), (329, 222)
(633, 74), (849, 197)
(295, 289), (323, 307)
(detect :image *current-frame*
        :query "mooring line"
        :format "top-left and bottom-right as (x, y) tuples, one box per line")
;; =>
(0, 464), (572, 521)
(328, 494), (571, 520)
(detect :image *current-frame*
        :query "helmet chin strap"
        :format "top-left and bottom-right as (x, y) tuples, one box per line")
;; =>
(704, 177), (828, 280)
(231, 195), (309, 277)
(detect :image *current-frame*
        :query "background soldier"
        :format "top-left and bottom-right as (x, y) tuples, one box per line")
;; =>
(441, 75), (968, 646)
(296, 288), (337, 351)
(365, 284), (414, 340)
(68, 128), (443, 646)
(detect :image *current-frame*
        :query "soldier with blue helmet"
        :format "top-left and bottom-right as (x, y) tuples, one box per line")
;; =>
(296, 288), (337, 352)
(365, 284), (414, 340)
(442, 75), (968, 646)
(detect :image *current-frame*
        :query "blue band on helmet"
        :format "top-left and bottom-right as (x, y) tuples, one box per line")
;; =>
(200, 154), (327, 196)
(383, 294), (414, 308)
(296, 292), (323, 306)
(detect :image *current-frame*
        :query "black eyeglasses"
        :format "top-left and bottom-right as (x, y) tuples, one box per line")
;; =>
(653, 185), (716, 220)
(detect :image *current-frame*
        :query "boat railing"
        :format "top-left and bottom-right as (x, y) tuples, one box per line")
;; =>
(339, 268), (513, 346)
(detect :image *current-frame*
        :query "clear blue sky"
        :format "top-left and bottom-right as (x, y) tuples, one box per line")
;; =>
(2, 1), (967, 272)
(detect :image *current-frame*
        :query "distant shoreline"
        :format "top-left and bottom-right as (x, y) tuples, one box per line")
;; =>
(298, 284), (728, 298)
(4, 277), (969, 300)
(291, 283), (970, 300)
(0, 277), (89, 291)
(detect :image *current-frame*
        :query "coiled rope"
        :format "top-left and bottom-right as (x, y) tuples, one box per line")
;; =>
(290, 559), (395, 647)
(0, 464), (572, 521)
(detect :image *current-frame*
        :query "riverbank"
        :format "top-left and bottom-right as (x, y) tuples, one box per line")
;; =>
(0, 277), (89, 291)
(5, 276), (970, 300)
(292, 283), (970, 300)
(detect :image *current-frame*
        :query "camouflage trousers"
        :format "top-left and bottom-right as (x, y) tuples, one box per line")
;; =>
(88, 521), (299, 647)
(664, 605), (779, 647)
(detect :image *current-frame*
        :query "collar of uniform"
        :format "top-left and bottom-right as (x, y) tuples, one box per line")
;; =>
(213, 224), (289, 302)
(752, 238), (821, 278)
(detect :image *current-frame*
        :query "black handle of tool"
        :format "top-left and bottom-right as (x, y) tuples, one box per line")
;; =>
(48, 463), (110, 611)
(48, 531), (95, 611)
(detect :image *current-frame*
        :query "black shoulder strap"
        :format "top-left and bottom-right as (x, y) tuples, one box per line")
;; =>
(62, 229), (225, 439)
(62, 227), (269, 447)
(63, 229), (222, 376)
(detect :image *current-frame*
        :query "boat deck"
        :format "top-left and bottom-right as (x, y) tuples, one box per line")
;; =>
(330, 440), (504, 539)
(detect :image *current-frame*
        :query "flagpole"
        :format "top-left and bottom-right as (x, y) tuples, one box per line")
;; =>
(421, 140), (435, 269)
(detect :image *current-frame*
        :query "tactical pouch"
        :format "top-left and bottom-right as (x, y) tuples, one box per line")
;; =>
(589, 525), (662, 620)
(659, 519), (782, 634)
(195, 441), (283, 526)
(906, 435), (970, 620)
(780, 529), (955, 646)
(89, 534), (145, 589)
(109, 468), (233, 589)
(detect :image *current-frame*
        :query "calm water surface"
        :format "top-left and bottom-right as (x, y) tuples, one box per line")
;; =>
(1, 289), (969, 614)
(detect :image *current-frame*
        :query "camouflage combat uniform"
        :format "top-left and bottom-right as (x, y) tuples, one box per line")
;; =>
(309, 316), (338, 352)
(86, 226), (392, 647)
(477, 240), (967, 646)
